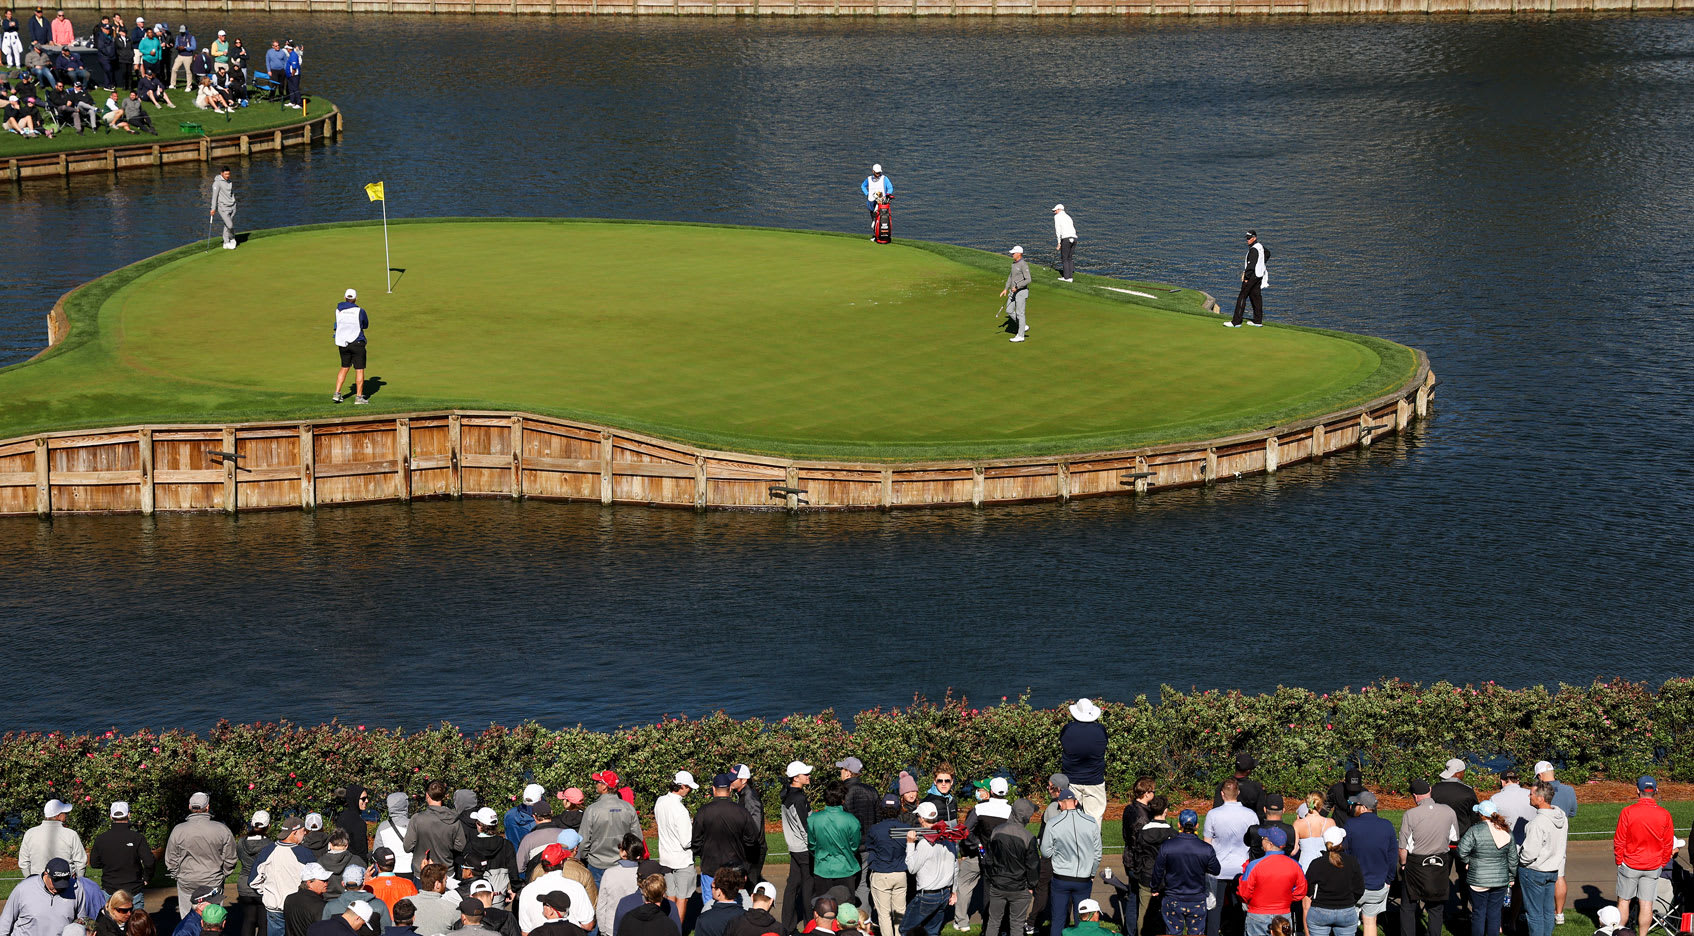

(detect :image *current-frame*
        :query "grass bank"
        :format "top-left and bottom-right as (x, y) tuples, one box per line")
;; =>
(0, 95), (335, 158)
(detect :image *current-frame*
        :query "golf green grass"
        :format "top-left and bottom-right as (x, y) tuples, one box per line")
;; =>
(0, 96), (335, 158)
(0, 218), (1419, 460)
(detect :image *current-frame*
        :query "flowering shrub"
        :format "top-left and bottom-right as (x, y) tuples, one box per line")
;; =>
(1, 679), (1688, 854)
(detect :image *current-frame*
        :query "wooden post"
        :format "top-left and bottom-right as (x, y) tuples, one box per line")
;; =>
(1312, 422), (1327, 459)
(199, 137), (210, 161)
(881, 467), (893, 509)
(1057, 462), (1070, 501)
(1359, 412), (1374, 447)
(106, 150), (115, 171)
(151, 144), (161, 166)
(1204, 447), (1217, 484)
(599, 430), (613, 505)
(509, 416), (524, 499)
(694, 455), (707, 510)
(1265, 436), (1280, 473)
(57, 153), (67, 176)
(971, 465), (985, 507)
(299, 424), (315, 509)
(396, 418), (411, 502)
(7, 158), (18, 181)
(785, 465), (799, 510)
(273, 129), (283, 150)
(448, 414), (463, 498)
(1397, 397), (1413, 432)
(239, 134), (250, 155)
(1133, 455), (1149, 494)
(34, 437), (50, 518)
(1415, 384), (1429, 419)
(138, 427), (154, 515)
(222, 426), (237, 513)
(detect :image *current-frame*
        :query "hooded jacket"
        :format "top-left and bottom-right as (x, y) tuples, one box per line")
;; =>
(578, 793), (642, 872)
(724, 908), (781, 936)
(166, 813), (239, 888)
(983, 799), (1040, 891)
(1039, 808), (1101, 880)
(402, 804), (467, 872)
(503, 804), (538, 852)
(1519, 807), (1568, 874)
(335, 786), (370, 860)
(90, 821), (155, 895)
(619, 902), (681, 936)
(318, 849), (366, 897)
(459, 831), (519, 894)
(237, 832), (272, 898)
(454, 792), (480, 844)
(1131, 820), (1176, 883)
(374, 794), (414, 875)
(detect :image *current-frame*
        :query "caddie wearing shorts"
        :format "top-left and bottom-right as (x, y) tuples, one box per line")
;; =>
(331, 287), (369, 405)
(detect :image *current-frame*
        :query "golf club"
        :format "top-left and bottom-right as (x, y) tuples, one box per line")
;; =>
(204, 212), (214, 251)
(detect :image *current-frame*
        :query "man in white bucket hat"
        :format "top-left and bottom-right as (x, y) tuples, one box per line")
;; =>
(1061, 699), (1107, 822)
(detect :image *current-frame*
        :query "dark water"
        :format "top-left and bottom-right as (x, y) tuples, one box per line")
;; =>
(3, 14), (1693, 732)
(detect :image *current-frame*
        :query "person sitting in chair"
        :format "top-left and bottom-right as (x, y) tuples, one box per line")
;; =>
(51, 46), (87, 88)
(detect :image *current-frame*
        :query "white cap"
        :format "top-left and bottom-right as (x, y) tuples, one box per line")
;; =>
(304, 812), (324, 831)
(1678, 838), (1689, 851)
(1009, 246), (1023, 255)
(1052, 204), (1065, 212)
(522, 783), (546, 804)
(1533, 761), (1555, 776)
(342, 864), (365, 885)
(914, 801), (939, 820)
(346, 901), (373, 924)
(468, 880), (494, 895)
(735, 764), (751, 780)
(1322, 826), (1346, 847)
(110, 801), (130, 819)
(217, 29), (225, 35)
(136, 16), (144, 22)
(1076, 900), (1100, 916)
(1069, 698), (1101, 723)
(673, 771), (699, 790)
(44, 799), (71, 818)
(1598, 907), (1621, 927)
(251, 810), (271, 827)
(470, 806), (499, 825)
(344, 288), (357, 300)
(189, 792), (211, 809)
(989, 777), (1009, 796)
(785, 760), (812, 778)
(871, 164), (881, 173)
(300, 863), (333, 882)
(753, 882), (778, 900)
(1440, 758), (1466, 780)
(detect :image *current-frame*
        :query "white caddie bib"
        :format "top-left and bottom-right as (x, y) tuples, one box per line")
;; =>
(334, 305), (363, 347)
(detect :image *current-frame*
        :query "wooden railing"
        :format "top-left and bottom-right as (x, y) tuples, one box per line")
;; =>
(2, 109), (341, 183)
(0, 356), (1433, 516)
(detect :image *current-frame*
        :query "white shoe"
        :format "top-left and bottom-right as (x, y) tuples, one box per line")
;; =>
(952, 926), (970, 933)
(1248, 321), (1264, 327)
(1059, 277), (1072, 282)
(1223, 322), (1239, 328)
(223, 242), (236, 250)
(1010, 335), (1025, 342)
(1555, 916), (1565, 925)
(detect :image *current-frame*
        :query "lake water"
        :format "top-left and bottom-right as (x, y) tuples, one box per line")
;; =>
(3, 13), (1692, 733)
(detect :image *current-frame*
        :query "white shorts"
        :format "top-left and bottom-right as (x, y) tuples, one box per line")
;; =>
(664, 867), (697, 899)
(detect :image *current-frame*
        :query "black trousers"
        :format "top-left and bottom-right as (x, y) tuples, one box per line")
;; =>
(1231, 278), (1263, 325)
(285, 72), (301, 105)
(783, 851), (814, 932)
(1399, 886), (1446, 936)
(1058, 238), (1075, 279)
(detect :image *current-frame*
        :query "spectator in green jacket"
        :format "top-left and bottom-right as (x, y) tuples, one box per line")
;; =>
(1457, 801), (1518, 936)
(1061, 899), (1111, 936)
(807, 783), (862, 896)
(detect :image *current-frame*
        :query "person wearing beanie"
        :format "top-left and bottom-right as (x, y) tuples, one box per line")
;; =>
(90, 803), (155, 900)
(896, 773), (921, 824)
(372, 796), (414, 877)
(1151, 810), (1218, 936)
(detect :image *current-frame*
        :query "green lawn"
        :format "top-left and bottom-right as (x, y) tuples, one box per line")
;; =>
(0, 96), (335, 158)
(0, 218), (1418, 460)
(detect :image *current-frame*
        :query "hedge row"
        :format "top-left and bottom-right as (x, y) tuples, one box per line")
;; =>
(3, 678), (1689, 854)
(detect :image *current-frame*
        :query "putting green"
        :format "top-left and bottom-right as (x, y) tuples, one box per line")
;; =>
(1, 219), (1419, 460)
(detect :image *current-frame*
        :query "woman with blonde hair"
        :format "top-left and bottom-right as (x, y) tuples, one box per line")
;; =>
(1293, 793), (1336, 872)
(195, 75), (231, 113)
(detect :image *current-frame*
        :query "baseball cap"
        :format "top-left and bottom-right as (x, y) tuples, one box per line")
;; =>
(837, 904), (860, 926)
(1409, 780), (1432, 796)
(753, 881), (778, 900)
(1440, 758), (1467, 779)
(44, 799), (71, 818)
(1178, 808), (1199, 828)
(1009, 246), (1023, 255)
(468, 880), (494, 895)
(458, 898), (484, 916)
(110, 801), (130, 819)
(522, 783), (545, 804)
(1348, 791), (1378, 809)
(835, 757), (864, 773)
(1047, 773), (1069, 790)
(712, 773), (735, 789)
(1259, 826), (1287, 847)
(1235, 753), (1257, 771)
(1638, 776), (1657, 792)
(1597, 907), (1621, 927)
(304, 812), (324, 831)
(540, 891), (572, 912)
(673, 771), (698, 790)
(191, 884), (222, 904)
(1245, 229), (1257, 238)
(881, 793), (899, 809)
(343, 864), (367, 885)
(1076, 900), (1100, 916)
(556, 829), (582, 849)
(1263, 793), (1285, 810)
(251, 810), (271, 827)
(301, 863), (333, 882)
(372, 847), (396, 869)
(201, 906), (228, 928)
(562, 787), (584, 805)
(1052, 204), (1065, 212)
(470, 807), (498, 825)
(735, 764), (751, 780)
(45, 858), (76, 897)
(1322, 826), (1346, 847)
(1533, 761), (1555, 776)
(1057, 788), (1077, 801)
(989, 777), (1009, 796)
(1473, 800), (1498, 817)
(531, 801), (552, 818)
(217, 28), (225, 35)
(786, 761), (812, 778)
(871, 164), (881, 173)
(589, 770), (619, 787)
(347, 902), (374, 925)
(540, 843), (568, 866)
(914, 802), (938, 820)
(276, 815), (305, 834)
(344, 287), (357, 300)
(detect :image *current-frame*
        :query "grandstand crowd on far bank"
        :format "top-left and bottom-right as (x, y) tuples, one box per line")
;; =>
(1, 699), (1687, 936)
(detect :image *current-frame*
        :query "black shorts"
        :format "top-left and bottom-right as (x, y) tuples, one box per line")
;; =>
(338, 341), (366, 368)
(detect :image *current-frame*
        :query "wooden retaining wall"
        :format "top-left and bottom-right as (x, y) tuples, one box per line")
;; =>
(20, 0), (1693, 12)
(2, 108), (341, 183)
(0, 356), (1433, 516)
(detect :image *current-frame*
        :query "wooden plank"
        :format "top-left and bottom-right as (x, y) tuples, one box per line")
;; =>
(300, 424), (315, 510)
(461, 453), (511, 470)
(40, 470), (143, 485)
(510, 416), (523, 499)
(600, 431), (613, 505)
(35, 437), (49, 517)
(0, 471), (35, 486)
(613, 462), (696, 479)
(448, 414), (463, 498)
(47, 431), (142, 449)
(523, 456), (605, 474)
(232, 467), (303, 483)
(154, 469), (227, 484)
(396, 418), (411, 503)
(314, 458), (401, 479)
(411, 455), (451, 471)
(222, 426), (237, 513)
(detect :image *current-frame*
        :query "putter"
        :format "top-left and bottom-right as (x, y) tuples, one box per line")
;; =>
(204, 213), (214, 251)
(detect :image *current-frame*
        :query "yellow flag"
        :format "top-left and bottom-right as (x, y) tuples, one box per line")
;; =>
(364, 182), (385, 202)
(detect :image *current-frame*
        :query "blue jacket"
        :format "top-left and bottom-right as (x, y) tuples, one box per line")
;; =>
(174, 32), (196, 52)
(503, 805), (535, 851)
(173, 909), (204, 936)
(1151, 832), (1219, 900)
(867, 818), (908, 874)
(1342, 812), (1399, 890)
(285, 49), (300, 76)
(1059, 721), (1107, 786)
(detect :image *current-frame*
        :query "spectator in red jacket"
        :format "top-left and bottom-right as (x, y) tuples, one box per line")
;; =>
(1613, 776), (1675, 936)
(1237, 827), (1306, 936)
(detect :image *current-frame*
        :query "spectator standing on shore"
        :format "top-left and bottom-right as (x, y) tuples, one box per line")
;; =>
(1152, 810), (1218, 936)
(322, 869), (390, 934)
(408, 866), (459, 936)
(1532, 762), (1577, 924)
(1, 10), (21, 69)
(958, 777), (1013, 932)
(1130, 796), (1176, 936)
(1204, 780), (1257, 936)
(1432, 759), (1478, 915)
(1341, 793), (1396, 936)
(983, 797), (1038, 936)
(1518, 782), (1568, 936)
(1225, 231), (1268, 329)
(1060, 700), (1107, 823)
(1041, 789), (1100, 936)
(1492, 772), (1532, 843)
(282, 40), (301, 108)
(169, 25), (195, 88)
(457, 807), (519, 899)
(1614, 776), (1674, 936)
(20, 800), (86, 877)
(173, 885), (223, 936)
(1291, 796), (1334, 873)
(691, 773), (761, 909)
(364, 848), (417, 915)
(209, 29), (228, 65)
(726, 883), (780, 936)
(1052, 205), (1077, 282)
(903, 802), (957, 936)
(837, 758), (880, 913)
(263, 40), (284, 94)
(385, 901), (420, 936)
(1214, 755), (1266, 821)
(781, 761), (815, 931)
(504, 784), (547, 852)
(579, 771), (641, 888)
(236, 814), (273, 936)
(1236, 827), (1304, 936)
(1114, 777), (1157, 932)
(47, 9), (69, 44)
(1300, 828), (1362, 936)
(1456, 802), (1516, 936)
(1398, 781), (1457, 936)
(555, 789), (586, 834)
(304, 900), (371, 936)
(284, 864), (333, 936)
(1246, 796), (1296, 865)
(866, 795), (910, 936)
(373, 796), (413, 878)
(333, 787), (370, 861)
(251, 817), (314, 936)
(167, 793), (239, 913)
(695, 867), (748, 936)
(922, 766), (960, 824)
(92, 18), (116, 88)
(0, 857), (83, 936)
(516, 802), (561, 871)
(91, 803), (155, 908)
(25, 6), (46, 45)
(654, 771), (698, 921)
(402, 783), (466, 873)
(729, 766), (766, 883)
(528, 892), (584, 936)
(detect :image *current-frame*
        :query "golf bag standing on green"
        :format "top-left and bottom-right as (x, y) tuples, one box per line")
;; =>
(862, 164), (893, 242)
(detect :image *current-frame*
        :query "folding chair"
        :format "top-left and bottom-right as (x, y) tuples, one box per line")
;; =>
(249, 70), (281, 101)
(1647, 871), (1685, 936)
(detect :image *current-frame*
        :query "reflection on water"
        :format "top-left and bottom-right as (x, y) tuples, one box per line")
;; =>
(3, 14), (1693, 730)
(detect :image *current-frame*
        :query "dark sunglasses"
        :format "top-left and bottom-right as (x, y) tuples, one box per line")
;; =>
(111, 907), (134, 915)
(935, 778), (954, 784)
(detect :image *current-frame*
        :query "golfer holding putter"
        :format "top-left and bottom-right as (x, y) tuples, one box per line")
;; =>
(1001, 246), (1031, 343)
(209, 166), (237, 249)
(331, 288), (369, 405)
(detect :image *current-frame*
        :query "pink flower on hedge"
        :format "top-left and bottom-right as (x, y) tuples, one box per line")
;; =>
(296, 781), (303, 787)
(248, 784), (255, 790)
(139, 763), (147, 769)
(152, 747), (160, 752)
(358, 725), (366, 731)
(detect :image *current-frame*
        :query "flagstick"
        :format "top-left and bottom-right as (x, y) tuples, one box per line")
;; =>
(381, 195), (391, 294)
